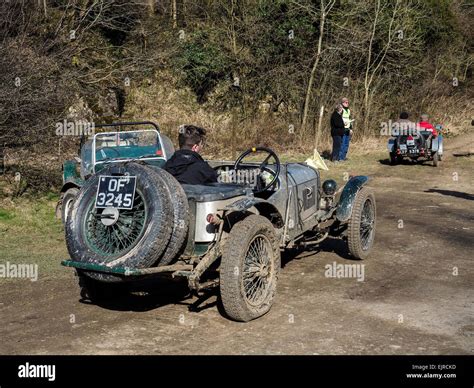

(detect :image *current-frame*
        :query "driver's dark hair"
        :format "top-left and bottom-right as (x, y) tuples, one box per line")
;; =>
(400, 111), (409, 120)
(178, 125), (207, 149)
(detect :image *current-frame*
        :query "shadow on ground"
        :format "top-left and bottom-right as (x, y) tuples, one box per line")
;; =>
(425, 188), (474, 201)
(80, 277), (194, 313)
(80, 236), (358, 315)
(378, 158), (435, 166)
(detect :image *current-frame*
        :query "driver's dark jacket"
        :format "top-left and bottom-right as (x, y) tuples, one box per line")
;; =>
(164, 149), (218, 185)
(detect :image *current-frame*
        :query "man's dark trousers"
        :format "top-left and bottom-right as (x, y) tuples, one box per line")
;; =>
(339, 131), (351, 160)
(332, 135), (342, 161)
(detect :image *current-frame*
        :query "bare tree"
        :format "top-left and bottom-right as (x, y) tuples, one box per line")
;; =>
(362, 0), (400, 133)
(297, 0), (336, 132)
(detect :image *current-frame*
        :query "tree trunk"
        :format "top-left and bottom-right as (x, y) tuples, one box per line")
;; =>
(148, 0), (155, 15)
(301, 0), (333, 132)
(172, 0), (177, 28)
(230, 0), (238, 56)
(314, 104), (324, 150)
(363, 0), (379, 135)
(231, 109), (237, 160)
(39, 0), (47, 17)
(363, 0), (398, 135)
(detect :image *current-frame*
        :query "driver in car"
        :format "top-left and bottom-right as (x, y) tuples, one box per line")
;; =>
(417, 114), (438, 149)
(164, 124), (218, 185)
(418, 114), (438, 136)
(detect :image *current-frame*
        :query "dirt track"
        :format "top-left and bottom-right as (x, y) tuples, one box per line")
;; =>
(1, 140), (473, 355)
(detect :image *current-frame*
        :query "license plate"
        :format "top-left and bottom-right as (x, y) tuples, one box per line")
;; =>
(407, 139), (415, 146)
(408, 148), (418, 154)
(96, 176), (136, 210)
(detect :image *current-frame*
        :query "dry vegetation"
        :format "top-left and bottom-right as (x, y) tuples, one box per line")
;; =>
(0, 0), (472, 194)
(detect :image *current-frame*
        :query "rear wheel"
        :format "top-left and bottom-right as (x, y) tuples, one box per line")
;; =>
(389, 153), (397, 165)
(433, 151), (440, 167)
(389, 152), (403, 165)
(220, 215), (280, 322)
(347, 187), (376, 259)
(77, 270), (128, 302)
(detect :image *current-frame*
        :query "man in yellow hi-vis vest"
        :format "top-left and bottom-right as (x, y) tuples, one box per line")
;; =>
(339, 97), (353, 161)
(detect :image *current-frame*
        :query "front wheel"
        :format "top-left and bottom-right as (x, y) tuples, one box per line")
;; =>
(347, 187), (376, 259)
(220, 215), (280, 322)
(61, 187), (79, 225)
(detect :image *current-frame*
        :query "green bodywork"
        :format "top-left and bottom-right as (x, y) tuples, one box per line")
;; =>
(192, 243), (211, 256)
(62, 159), (84, 188)
(61, 259), (184, 276)
(96, 144), (160, 160)
(62, 259), (136, 274)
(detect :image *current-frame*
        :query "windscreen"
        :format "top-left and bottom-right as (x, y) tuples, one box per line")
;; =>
(94, 130), (163, 163)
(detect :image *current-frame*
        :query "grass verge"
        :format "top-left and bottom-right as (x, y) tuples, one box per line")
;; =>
(0, 193), (68, 280)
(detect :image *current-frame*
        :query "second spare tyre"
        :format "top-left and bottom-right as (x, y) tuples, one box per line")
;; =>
(155, 169), (189, 266)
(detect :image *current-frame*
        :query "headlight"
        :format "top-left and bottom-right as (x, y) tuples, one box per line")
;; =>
(322, 179), (337, 196)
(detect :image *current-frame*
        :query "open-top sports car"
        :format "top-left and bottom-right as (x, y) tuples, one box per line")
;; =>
(387, 125), (444, 167)
(61, 121), (376, 321)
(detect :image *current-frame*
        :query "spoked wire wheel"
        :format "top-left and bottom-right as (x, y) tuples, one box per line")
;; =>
(65, 163), (174, 281)
(220, 215), (280, 322)
(360, 197), (375, 251)
(243, 234), (275, 307)
(83, 189), (148, 260)
(347, 187), (376, 259)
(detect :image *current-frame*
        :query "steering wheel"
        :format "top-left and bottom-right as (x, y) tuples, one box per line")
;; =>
(234, 147), (281, 193)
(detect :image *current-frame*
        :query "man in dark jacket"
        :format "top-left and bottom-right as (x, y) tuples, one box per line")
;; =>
(330, 104), (345, 162)
(164, 124), (218, 185)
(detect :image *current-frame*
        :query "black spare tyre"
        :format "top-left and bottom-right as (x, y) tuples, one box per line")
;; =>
(65, 162), (174, 279)
(156, 170), (189, 265)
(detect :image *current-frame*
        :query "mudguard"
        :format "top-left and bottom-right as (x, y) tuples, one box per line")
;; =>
(223, 197), (284, 227)
(63, 160), (79, 182)
(62, 160), (84, 190)
(431, 135), (443, 155)
(336, 176), (369, 222)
